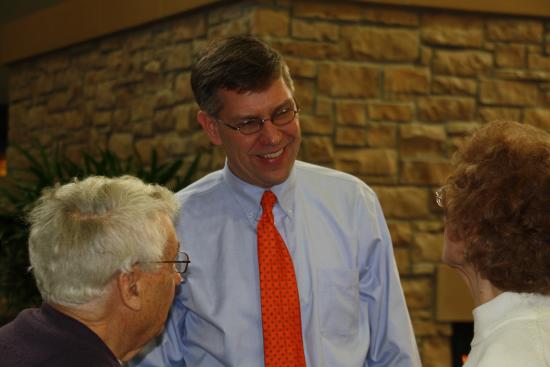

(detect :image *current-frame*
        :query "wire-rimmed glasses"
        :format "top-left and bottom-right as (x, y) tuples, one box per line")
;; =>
(215, 106), (300, 135)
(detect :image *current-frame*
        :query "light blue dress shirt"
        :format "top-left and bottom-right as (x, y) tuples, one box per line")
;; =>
(132, 160), (421, 367)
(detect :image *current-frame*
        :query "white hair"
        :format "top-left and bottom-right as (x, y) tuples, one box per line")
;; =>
(27, 175), (179, 306)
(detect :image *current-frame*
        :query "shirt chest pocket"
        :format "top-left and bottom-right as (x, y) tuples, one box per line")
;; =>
(317, 268), (360, 337)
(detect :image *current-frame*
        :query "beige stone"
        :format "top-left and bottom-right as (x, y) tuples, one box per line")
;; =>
(374, 187), (430, 218)
(412, 319), (452, 337)
(433, 50), (492, 77)
(480, 80), (538, 106)
(431, 76), (477, 96)
(402, 278), (432, 309)
(335, 127), (368, 146)
(299, 114), (333, 135)
(421, 13), (483, 47)
(301, 136), (334, 164)
(487, 19), (543, 42)
(528, 53), (550, 71)
(479, 107), (521, 122)
(293, 2), (362, 21)
(130, 97), (155, 122)
(132, 120), (153, 137)
(291, 19), (339, 41)
(401, 160), (452, 185)
(495, 44), (526, 68)
(367, 123), (397, 147)
(446, 122), (482, 136)
(494, 70), (550, 82)
(172, 15), (206, 41)
(413, 232), (443, 262)
(417, 97), (476, 122)
(153, 109), (175, 131)
(421, 337), (452, 367)
(524, 109), (550, 131)
(165, 44), (193, 71)
(335, 149), (397, 176)
(174, 72), (194, 102)
(207, 18), (248, 39)
(387, 221), (413, 247)
(174, 104), (196, 134)
(363, 6), (418, 26)
(385, 67), (430, 94)
(412, 262), (436, 275)
(342, 26), (419, 61)
(108, 133), (133, 159)
(286, 58), (317, 78)
(318, 63), (380, 98)
(335, 101), (367, 126)
(271, 39), (342, 59)
(251, 8), (290, 37)
(368, 102), (413, 122)
(92, 111), (111, 127)
(294, 79), (315, 113)
(158, 132), (188, 156)
(400, 125), (446, 158)
(394, 248), (410, 275)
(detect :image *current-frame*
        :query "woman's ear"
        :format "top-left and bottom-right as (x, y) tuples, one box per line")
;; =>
(198, 110), (222, 146)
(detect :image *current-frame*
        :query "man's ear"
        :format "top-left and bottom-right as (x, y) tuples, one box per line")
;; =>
(198, 110), (222, 146)
(117, 267), (142, 311)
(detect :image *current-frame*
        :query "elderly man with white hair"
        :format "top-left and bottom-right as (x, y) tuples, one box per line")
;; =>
(0, 175), (188, 366)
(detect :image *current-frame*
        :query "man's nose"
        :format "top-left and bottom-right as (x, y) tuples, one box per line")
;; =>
(258, 120), (282, 145)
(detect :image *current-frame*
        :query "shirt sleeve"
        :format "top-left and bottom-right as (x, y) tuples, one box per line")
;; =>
(358, 190), (421, 367)
(129, 296), (187, 367)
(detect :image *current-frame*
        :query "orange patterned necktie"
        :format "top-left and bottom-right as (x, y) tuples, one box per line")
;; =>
(258, 191), (306, 367)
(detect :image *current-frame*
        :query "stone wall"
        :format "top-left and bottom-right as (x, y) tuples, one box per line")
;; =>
(6, 1), (550, 366)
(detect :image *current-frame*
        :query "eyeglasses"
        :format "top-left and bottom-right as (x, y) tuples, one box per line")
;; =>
(215, 106), (300, 135)
(148, 251), (190, 275)
(435, 187), (445, 208)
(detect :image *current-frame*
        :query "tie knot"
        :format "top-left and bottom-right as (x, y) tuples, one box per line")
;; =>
(261, 191), (277, 212)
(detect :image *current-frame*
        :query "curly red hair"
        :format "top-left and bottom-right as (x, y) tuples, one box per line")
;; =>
(443, 121), (550, 294)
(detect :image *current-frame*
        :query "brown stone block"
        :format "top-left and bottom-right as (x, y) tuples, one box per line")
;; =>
(174, 104), (196, 134)
(130, 97), (155, 122)
(412, 319), (452, 337)
(172, 15), (206, 41)
(363, 6), (418, 26)
(342, 26), (419, 62)
(367, 123), (397, 147)
(293, 79), (315, 113)
(108, 133), (133, 159)
(291, 19), (339, 41)
(47, 91), (72, 112)
(368, 102), (413, 122)
(495, 44), (526, 68)
(413, 232), (443, 262)
(286, 57), (317, 78)
(401, 278), (432, 309)
(318, 63), (380, 98)
(479, 107), (521, 122)
(421, 337), (452, 367)
(315, 97), (332, 117)
(446, 122), (482, 136)
(387, 221), (413, 247)
(299, 114), (333, 135)
(158, 132), (189, 157)
(335, 127), (368, 146)
(401, 160), (452, 185)
(208, 18), (248, 40)
(417, 97), (476, 122)
(373, 186), (430, 219)
(394, 248), (410, 275)
(335, 100), (367, 126)
(132, 120), (153, 137)
(174, 72), (194, 102)
(165, 44), (193, 71)
(480, 79), (538, 106)
(96, 82), (116, 110)
(431, 76), (477, 96)
(385, 67), (430, 94)
(433, 50), (492, 77)
(421, 13), (483, 48)
(528, 53), (550, 71)
(400, 124), (446, 159)
(524, 109), (550, 132)
(207, 2), (242, 25)
(270, 40), (342, 59)
(293, 2), (362, 21)
(487, 19), (543, 42)
(153, 109), (175, 131)
(135, 138), (156, 165)
(301, 136), (334, 164)
(92, 111), (111, 127)
(251, 8), (289, 37)
(335, 149), (397, 176)
(494, 70), (550, 82)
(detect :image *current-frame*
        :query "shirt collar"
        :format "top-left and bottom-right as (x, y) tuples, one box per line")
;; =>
(222, 161), (297, 224)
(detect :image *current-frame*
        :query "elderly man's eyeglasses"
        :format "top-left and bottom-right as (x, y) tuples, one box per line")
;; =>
(215, 106), (300, 135)
(149, 251), (190, 275)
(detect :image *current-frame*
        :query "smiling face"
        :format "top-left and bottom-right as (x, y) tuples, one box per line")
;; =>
(198, 77), (301, 188)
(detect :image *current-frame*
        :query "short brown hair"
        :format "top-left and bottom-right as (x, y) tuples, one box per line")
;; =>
(190, 36), (294, 116)
(443, 121), (550, 293)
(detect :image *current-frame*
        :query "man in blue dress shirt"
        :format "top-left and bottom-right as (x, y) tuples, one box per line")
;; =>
(133, 36), (421, 367)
